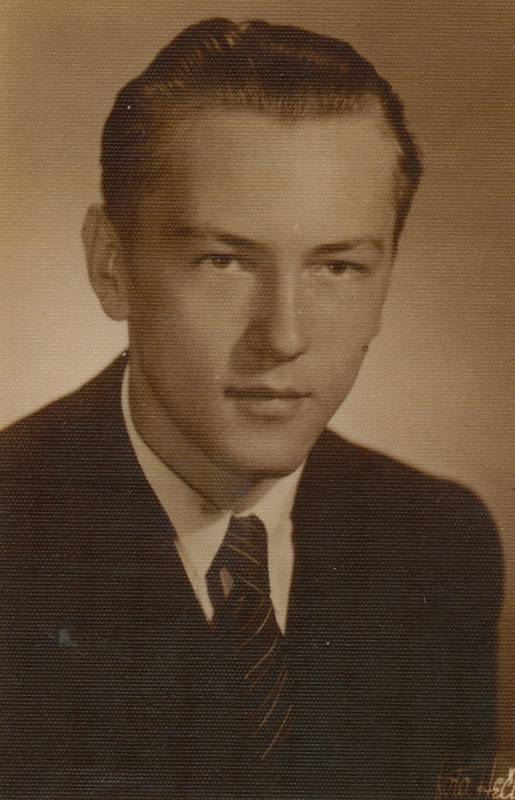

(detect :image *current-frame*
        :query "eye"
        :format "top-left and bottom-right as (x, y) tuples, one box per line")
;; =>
(319, 261), (368, 277)
(198, 253), (241, 270)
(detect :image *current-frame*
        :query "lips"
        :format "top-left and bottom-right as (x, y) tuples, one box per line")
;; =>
(224, 386), (312, 420)
(225, 386), (311, 400)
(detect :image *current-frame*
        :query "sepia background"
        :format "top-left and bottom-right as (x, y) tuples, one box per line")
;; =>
(1, 0), (513, 748)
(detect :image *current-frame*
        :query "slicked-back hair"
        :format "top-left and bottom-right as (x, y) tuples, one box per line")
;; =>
(101, 18), (422, 247)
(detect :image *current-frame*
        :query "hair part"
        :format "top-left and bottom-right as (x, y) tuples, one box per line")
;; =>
(101, 18), (423, 248)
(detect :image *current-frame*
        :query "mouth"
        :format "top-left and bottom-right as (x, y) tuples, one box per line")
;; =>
(225, 386), (311, 400)
(225, 386), (312, 419)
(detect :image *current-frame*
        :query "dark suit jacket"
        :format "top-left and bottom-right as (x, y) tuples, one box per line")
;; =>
(0, 355), (503, 799)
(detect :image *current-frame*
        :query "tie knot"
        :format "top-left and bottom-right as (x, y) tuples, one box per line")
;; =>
(207, 514), (270, 615)
(226, 513), (268, 560)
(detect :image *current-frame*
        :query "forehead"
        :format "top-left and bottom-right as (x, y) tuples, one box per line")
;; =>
(141, 108), (399, 241)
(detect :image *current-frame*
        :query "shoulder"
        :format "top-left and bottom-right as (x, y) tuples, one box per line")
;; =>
(305, 427), (496, 518)
(0, 355), (131, 584)
(302, 427), (492, 516)
(298, 429), (504, 602)
(0, 355), (129, 548)
(0, 354), (127, 482)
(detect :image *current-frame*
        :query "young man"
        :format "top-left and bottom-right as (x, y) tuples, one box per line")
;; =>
(0, 18), (503, 800)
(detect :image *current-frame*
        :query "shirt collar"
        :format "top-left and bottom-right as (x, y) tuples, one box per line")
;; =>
(121, 366), (303, 576)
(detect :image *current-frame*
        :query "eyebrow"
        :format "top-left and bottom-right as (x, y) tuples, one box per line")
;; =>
(312, 239), (384, 255)
(171, 225), (265, 251)
(171, 225), (384, 255)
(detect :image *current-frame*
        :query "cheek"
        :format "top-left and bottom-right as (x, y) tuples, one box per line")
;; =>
(310, 304), (380, 397)
(134, 296), (233, 383)
(324, 344), (367, 387)
(313, 348), (368, 421)
(313, 295), (384, 352)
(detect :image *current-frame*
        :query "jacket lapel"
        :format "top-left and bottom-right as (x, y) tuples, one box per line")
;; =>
(58, 353), (245, 694)
(49, 354), (204, 657)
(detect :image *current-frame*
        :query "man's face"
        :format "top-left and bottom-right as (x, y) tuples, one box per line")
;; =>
(122, 109), (398, 484)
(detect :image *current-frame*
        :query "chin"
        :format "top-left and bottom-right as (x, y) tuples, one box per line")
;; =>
(250, 463), (301, 481)
(224, 442), (312, 482)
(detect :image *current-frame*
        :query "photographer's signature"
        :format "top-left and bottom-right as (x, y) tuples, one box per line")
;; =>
(436, 759), (515, 799)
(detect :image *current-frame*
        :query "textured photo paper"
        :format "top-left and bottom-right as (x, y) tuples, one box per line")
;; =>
(1, 2), (513, 798)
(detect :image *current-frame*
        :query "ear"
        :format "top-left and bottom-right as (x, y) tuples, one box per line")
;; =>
(82, 205), (129, 321)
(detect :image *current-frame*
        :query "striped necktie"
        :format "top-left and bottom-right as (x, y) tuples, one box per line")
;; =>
(206, 514), (293, 761)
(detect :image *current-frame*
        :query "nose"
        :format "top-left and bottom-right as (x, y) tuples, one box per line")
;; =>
(246, 271), (309, 362)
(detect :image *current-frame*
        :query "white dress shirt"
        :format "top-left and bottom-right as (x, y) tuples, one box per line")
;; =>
(121, 369), (303, 632)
